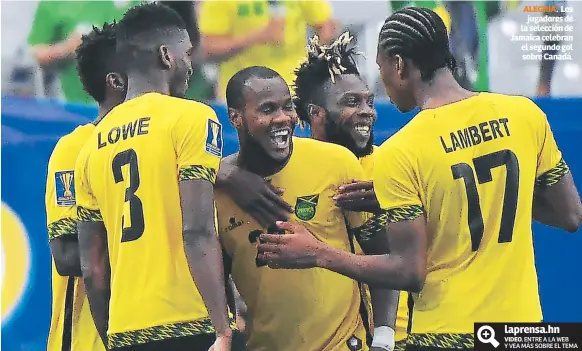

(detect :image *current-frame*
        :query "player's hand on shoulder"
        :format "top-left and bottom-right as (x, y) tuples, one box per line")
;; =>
(257, 221), (322, 269)
(334, 180), (381, 213)
(219, 161), (293, 227)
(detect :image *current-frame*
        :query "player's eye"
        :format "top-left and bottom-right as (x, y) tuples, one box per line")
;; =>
(346, 98), (358, 106)
(283, 102), (294, 111)
(367, 96), (375, 107)
(260, 104), (276, 114)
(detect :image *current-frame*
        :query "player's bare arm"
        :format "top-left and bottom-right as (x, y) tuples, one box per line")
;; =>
(334, 180), (381, 213)
(216, 152), (293, 227)
(533, 168), (582, 232)
(258, 218), (427, 291)
(179, 179), (232, 339)
(49, 235), (82, 277)
(351, 222), (399, 328)
(351, 221), (399, 350)
(77, 220), (110, 347)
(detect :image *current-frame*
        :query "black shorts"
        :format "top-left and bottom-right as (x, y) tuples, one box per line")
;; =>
(406, 345), (473, 351)
(232, 329), (246, 351)
(111, 334), (215, 351)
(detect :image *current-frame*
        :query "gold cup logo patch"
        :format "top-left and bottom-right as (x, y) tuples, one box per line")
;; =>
(211, 121), (220, 147)
(59, 172), (73, 198)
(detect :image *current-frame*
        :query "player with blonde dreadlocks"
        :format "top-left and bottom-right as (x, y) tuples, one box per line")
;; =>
(292, 31), (409, 351)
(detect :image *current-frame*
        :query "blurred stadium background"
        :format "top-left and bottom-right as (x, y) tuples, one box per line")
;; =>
(1, 1), (581, 350)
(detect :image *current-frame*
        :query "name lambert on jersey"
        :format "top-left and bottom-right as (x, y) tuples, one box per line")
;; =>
(440, 118), (511, 154)
(97, 117), (151, 149)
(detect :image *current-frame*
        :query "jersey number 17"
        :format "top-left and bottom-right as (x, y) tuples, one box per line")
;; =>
(451, 149), (519, 251)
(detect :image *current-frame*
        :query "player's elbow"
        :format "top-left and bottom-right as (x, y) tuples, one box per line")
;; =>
(563, 207), (582, 233)
(377, 255), (425, 292)
(402, 269), (425, 293)
(399, 258), (426, 293)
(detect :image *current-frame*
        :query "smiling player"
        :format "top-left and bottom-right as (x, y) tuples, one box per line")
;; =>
(214, 66), (376, 351)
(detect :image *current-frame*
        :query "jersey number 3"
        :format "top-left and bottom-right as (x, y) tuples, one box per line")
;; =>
(451, 149), (519, 251)
(112, 149), (145, 242)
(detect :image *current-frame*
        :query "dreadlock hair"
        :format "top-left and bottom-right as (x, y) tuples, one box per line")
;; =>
(116, 3), (187, 72)
(226, 66), (282, 110)
(293, 32), (362, 126)
(75, 22), (119, 103)
(378, 6), (456, 81)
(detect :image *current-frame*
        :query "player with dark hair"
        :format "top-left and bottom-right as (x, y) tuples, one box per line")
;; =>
(291, 32), (407, 351)
(293, 32), (373, 159)
(76, 22), (127, 114)
(75, 3), (232, 351)
(215, 65), (379, 351)
(258, 7), (582, 351)
(45, 22), (125, 351)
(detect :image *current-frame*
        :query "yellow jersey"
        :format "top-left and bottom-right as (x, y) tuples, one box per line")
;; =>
(373, 93), (568, 349)
(45, 123), (105, 351)
(198, 0), (332, 100)
(217, 137), (371, 351)
(359, 146), (409, 343)
(74, 93), (224, 349)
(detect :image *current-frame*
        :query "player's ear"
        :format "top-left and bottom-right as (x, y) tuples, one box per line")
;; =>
(228, 107), (242, 129)
(106, 72), (125, 92)
(158, 45), (173, 70)
(394, 54), (406, 80)
(308, 103), (325, 126)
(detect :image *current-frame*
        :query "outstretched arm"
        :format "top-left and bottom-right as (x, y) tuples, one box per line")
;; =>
(258, 218), (427, 292)
(258, 141), (428, 291)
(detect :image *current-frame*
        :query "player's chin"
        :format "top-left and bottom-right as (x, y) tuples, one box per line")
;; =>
(393, 102), (415, 113)
(265, 144), (291, 161)
(349, 130), (371, 149)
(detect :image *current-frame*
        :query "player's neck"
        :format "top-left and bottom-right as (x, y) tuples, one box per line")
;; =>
(124, 73), (170, 101)
(238, 140), (291, 178)
(415, 69), (476, 110)
(94, 101), (118, 124)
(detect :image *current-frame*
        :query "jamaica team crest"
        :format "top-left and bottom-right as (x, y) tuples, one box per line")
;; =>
(294, 195), (319, 221)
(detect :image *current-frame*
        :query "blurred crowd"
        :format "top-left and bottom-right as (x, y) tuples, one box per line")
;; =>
(1, 0), (580, 106)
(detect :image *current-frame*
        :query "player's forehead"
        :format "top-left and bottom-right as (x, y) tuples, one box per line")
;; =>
(244, 77), (291, 105)
(327, 74), (371, 101)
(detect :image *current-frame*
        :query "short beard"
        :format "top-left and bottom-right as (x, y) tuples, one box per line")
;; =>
(323, 114), (374, 159)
